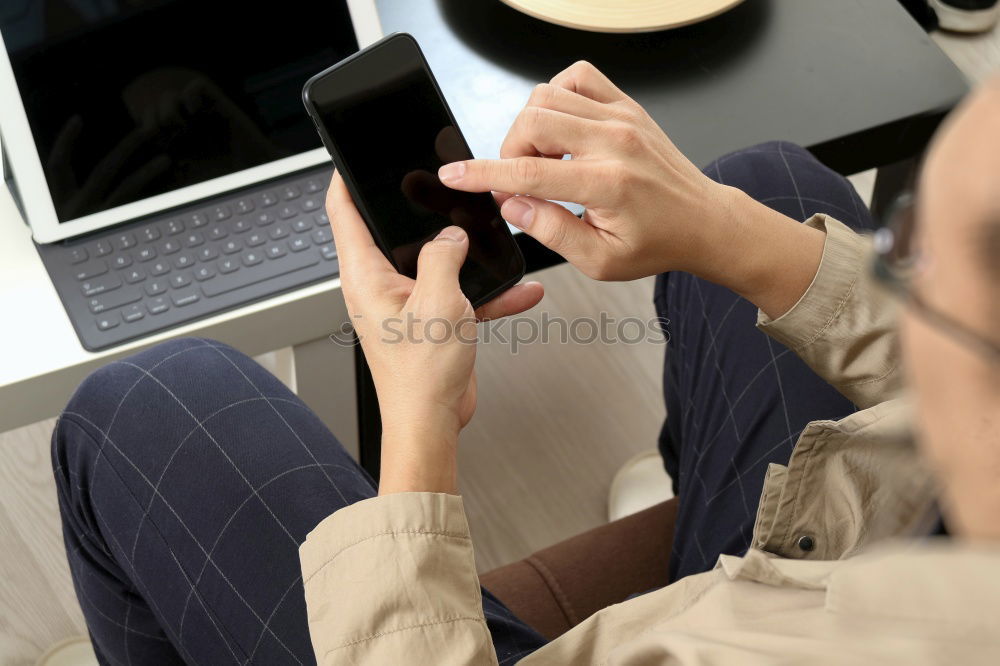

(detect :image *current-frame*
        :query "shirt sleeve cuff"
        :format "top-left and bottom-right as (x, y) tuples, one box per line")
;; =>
(756, 214), (870, 350)
(300, 492), (472, 581)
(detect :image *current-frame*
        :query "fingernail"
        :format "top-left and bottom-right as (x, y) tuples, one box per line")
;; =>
(438, 161), (466, 184)
(502, 198), (534, 230)
(436, 226), (466, 242)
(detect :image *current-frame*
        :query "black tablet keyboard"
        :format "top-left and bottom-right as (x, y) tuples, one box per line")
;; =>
(36, 166), (339, 351)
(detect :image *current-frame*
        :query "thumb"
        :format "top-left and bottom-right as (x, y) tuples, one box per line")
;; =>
(413, 226), (469, 301)
(501, 196), (599, 265)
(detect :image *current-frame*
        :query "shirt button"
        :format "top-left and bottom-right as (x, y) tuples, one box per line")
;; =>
(797, 535), (816, 552)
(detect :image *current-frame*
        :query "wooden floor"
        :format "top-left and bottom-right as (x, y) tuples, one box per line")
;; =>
(2, 22), (997, 666)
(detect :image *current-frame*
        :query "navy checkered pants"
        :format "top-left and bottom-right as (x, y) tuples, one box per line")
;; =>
(53, 142), (874, 664)
(657, 141), (875, 580)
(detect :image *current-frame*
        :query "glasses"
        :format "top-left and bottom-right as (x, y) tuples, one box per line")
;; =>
(873, 192), (1000, 362)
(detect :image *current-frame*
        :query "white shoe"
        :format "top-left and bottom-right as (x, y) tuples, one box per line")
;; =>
(35, 637), (98, 666)
(608, 450), (675, 522)
(930, 0), (1000, 33)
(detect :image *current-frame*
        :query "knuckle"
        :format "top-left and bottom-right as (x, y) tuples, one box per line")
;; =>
(542, 218), (570, 251)
(571, 60), (596, 75)
(420, 239), (452, 259)
(530, 83), (556, 107)
(610, 123), (641, 152)
(511, 158), (544, 190)
(521, 105), (545, 131)
(610, 99), (640, 121)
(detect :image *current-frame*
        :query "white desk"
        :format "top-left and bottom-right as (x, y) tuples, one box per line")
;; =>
(0, 184), (360, 457)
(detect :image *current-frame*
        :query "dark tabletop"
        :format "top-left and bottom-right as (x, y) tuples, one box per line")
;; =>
(375, 0), (968, 174)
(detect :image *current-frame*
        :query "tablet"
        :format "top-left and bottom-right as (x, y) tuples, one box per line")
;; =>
(0, 0), (381, 243)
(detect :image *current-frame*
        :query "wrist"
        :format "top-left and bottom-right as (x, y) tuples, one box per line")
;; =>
(696, 185), (825, 319)
(378, 412), (461, 495)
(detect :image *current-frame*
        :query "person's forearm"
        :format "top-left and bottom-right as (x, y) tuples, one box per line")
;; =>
(697, 185), (826, 320)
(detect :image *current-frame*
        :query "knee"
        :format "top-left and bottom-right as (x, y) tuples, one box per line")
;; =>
(58, 337), (257, 442)
(66, 337), (217, 409)
(55, 337), (208, 448)
(53, 336), (281, 477)
(703, 141), (814, 185)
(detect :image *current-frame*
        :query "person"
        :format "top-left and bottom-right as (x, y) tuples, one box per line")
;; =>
(52, 62), (999, 665)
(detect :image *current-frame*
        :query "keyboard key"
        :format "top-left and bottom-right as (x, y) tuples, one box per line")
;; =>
(171, 290), (201, 307)
(218, 257), (240, 274)
(115, 233), (137, 250)
(314, 212), (329, 226)
(301, 197), (321, 212)
(69, 247), (88, 263)
(291, 218), (312, 233)
(212, 205), (232, 221)
(279, 205), (298, 220)
(260, 191), (279, 207)
(269, 224), (290, 240)
(235, 198), (255, 214)
(122, 304), (145, 323)
(96, 315), (120, 331)
(266, 244), (286, 259)
(170, 272), (192, 289)
(161, 239), (181, 254)
(81, 273), (122, 296)
(222, 239), (242, 255)
(140, 226), (161, 242)
(124, 268), (145, 284)
(242, 249), (263, 266)
(150, 261), (170, 276)
(194, 265), (216, 281)
(197, 246), (219, 262)
(94, 239), (113, 256)
(166, 219), (185, 235)
(202, 250), (320, 297)
(137, 246), (157, 262)
(312, 228), (332, 245)
(184, 232), (205, 248)
(147, 296), (170, 315)
(282, 185), (301, 200)
(145, 279), (168, 296)
(320, 244), (337, 261)
(246, 232), (266, 247)
(186, 212), (208, 228)
(230, 218), (251, 233)
(208, 226), (229, 241)
(173, 253), (195, 269)
(254, 212), (274, 227)
(305, 178), (324, 193)
(112, 254), (133, 269)
(87, 285), (141, 313)
(74, 260), (108, 281)
(289, 237), (309, 252)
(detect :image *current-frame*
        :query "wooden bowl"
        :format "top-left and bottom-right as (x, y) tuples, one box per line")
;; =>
(499, 0), (746, 33)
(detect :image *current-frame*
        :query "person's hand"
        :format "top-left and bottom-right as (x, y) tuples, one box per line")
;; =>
(326, 172), (543, 494)
(436, 61), (739, 282)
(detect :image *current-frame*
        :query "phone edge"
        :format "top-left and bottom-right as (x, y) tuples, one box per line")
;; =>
(302, 32), (528, 308)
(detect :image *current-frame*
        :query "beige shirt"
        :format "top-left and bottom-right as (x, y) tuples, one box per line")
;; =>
(300, 216), (1000, 664)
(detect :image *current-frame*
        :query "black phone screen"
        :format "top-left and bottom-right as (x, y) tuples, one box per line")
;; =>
(304, 34), (524, 306)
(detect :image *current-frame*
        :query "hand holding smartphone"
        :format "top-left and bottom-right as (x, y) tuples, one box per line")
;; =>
(302, 33), (525, 307)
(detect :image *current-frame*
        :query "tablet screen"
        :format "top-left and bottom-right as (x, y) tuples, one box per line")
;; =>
(0, 0), (357, 223)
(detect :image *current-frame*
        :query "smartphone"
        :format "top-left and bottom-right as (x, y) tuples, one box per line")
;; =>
(302, 33), (525, 307)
